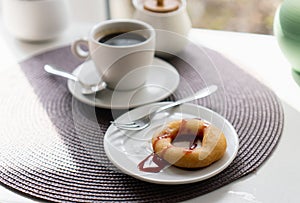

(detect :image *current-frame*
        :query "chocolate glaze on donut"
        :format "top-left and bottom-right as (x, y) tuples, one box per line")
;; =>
(153, 119), (209, 152)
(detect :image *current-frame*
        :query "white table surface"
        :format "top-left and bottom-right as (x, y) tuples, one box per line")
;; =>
(1, 6), (300, 203)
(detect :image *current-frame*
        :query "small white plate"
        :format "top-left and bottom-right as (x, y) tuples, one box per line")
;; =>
(104, 102), (239, 184)
(67, 58), (180, 109)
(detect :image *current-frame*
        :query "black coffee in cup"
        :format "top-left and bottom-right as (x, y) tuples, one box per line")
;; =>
(99, 32), (147, 46)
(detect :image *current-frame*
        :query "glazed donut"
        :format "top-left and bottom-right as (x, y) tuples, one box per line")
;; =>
(152, 119), (227, 168)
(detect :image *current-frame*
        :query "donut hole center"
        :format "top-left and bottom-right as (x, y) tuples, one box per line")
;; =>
(171, 119), (206, 150)
(172, 133), (203, 150)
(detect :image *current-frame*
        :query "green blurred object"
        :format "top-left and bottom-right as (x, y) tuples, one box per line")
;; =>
(279, 0), (300, 40)
(274, 0), (300, 72)
(291, 69), (300, 87)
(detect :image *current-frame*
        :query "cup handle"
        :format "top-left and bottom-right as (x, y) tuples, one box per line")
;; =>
(71, 38), (89, 60)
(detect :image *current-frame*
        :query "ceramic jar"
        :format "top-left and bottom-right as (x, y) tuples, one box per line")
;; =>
(2, 0), (70, 41)
(132, 0), (191, 57)
(274, 0), (300, 72)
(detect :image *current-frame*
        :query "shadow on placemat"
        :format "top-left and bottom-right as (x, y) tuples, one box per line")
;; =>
(0, 44), (283, 202)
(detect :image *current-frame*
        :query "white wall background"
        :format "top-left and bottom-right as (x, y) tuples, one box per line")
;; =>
(0, 0), (205, 27)
(68, 0), (107, 23)
(0, 0), (108, 23)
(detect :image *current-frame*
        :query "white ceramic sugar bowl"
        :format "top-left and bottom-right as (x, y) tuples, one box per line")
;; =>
(132, 0), (191, 57)
(2, 0), (70, 41)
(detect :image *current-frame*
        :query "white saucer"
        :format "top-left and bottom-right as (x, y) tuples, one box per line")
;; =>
(67, 58), (180, 109)
(104, 102), (239, 184)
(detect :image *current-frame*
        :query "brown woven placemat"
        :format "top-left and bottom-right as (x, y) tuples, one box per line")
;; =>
(0, 44), (283, 202)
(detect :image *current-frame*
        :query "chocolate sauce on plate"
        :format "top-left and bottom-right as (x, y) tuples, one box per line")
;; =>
(138, 153), (169, 173)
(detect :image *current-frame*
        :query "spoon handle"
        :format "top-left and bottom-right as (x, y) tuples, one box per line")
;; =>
(155, 85), (218, 114)
(44, 65), (78, 82)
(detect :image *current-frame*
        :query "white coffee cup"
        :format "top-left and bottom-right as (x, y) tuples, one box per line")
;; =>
(71, 19), (155, 91)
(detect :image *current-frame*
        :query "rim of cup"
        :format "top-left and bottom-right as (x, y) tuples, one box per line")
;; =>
(89, 19), (155, 48)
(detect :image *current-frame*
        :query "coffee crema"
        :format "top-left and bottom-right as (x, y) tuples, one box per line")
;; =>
(98, 32), (147, 46)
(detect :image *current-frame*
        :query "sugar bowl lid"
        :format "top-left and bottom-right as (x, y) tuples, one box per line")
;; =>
(143, 0), (180, 13)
